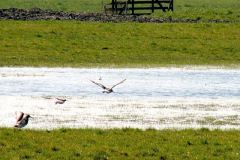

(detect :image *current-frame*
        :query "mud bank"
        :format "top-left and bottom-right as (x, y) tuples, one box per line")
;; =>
(0, 8), (229, 23)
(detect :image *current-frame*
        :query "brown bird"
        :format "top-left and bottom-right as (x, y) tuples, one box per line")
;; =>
(55, 98), (67, 104)
(14, 112), (32, 128)
(90, 79), (126, 94)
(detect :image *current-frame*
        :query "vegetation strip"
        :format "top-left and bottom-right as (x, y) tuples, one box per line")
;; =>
(0, 128), (239, 159)
(0, 21), (239, 67)
(0, 0), (239, 22)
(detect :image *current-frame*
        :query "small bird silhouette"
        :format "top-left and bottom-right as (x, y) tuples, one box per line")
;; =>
(55, 98), (67, 104)
(90, 79), (126, 94)
(14, 112), (32, 128)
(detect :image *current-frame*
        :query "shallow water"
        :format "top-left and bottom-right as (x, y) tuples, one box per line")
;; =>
(1, 67), (240, 129)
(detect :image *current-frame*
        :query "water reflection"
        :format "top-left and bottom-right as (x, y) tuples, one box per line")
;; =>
(0, 67), (240, 100)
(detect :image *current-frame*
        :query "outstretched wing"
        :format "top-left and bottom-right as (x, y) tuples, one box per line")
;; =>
(90, 80), (107, 89)
(56, 98), (66, 101)
(15, 111), (24, 123)
(111, 79), (126, 89)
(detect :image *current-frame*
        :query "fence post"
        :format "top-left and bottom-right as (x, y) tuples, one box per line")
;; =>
(152, 0), (154, 13)
(132, 0), (134, 14)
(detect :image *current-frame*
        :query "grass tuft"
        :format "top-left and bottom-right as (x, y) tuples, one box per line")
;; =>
(93, 151), (109, 160)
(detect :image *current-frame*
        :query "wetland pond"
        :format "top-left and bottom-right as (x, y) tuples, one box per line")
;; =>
(0, 67), (240, 129)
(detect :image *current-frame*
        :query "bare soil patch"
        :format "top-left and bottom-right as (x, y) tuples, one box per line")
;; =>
(0, 8), (230, 23)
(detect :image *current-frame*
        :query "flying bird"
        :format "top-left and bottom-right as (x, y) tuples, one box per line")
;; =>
(14, 112), (32, 128)
(55, 98), (67, 104)
(90, 79), (126, 94)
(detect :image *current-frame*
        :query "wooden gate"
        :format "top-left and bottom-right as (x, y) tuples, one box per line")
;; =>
(104, 0), (174, 15)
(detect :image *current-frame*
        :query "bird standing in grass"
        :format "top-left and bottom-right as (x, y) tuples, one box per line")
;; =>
(14, 112), (32, 128)
(90, 79), (126, 94)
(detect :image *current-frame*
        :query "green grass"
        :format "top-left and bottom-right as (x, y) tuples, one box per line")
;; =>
(0, 21), (240, 67)
(152, 0), (240, 22)
(0, 0), (240, 22)
(0, 0), (104, 12)
(0, 128), (240, 159)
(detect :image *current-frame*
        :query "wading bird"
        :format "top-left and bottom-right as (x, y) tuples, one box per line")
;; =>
(55, 98), (67, 104)
(14, 112), (32, 128)
(90, 79), (126, 94)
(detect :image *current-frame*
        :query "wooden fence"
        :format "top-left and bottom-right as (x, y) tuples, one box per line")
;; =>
(104, 0), (173, 15)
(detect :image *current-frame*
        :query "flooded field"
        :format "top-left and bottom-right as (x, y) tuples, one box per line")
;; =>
(0, 67), (240, 129)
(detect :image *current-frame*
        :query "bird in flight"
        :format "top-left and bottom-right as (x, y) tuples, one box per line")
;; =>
(90, 79), (126, 94)
(14, 112), (32, 128)
(55, 98), (67, 104)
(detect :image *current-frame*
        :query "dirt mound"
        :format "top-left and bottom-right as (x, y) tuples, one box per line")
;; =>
(0, 8), (229, 23)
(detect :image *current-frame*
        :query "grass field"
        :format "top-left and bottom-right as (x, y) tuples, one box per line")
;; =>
(0, 21), (239, 67)
(153, 0), (240, 22)
(1, 1), (240, 159)
(0, 0), (103, 12)
(0, 128), (240, 159)
(0, 0), (240, 22)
